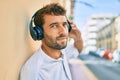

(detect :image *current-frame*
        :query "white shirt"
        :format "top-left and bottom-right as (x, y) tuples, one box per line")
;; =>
(19, 44), (79, 80)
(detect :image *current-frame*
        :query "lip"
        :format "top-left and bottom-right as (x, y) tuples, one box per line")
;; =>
(57, 37), (67, 41)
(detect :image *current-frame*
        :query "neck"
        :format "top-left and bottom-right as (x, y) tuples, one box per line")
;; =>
(41, 44), (62, 59)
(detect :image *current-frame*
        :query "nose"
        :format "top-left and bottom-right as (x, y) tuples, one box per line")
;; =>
(58, 25), (68, 34)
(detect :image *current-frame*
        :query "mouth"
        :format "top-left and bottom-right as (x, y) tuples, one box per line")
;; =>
(57, 37), (67, 42)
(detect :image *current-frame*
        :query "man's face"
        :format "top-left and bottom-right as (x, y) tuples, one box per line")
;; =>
(42, 15), (69, 50)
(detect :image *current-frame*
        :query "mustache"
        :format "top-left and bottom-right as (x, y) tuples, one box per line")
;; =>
(56, 34), (68, 39)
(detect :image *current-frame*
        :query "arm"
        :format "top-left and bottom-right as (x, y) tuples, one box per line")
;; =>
(68, 20), (83, 53)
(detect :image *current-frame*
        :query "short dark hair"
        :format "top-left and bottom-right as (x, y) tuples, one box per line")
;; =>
(34, 3), (66, 27)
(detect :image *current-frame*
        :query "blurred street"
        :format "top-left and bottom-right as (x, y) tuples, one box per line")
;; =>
(69, 58), (98, 80)
(77, 53), (120, 80)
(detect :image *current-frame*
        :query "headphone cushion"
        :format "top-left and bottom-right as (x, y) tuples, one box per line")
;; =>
(34, 26), (44, 40)
(67, 21), (72, 32)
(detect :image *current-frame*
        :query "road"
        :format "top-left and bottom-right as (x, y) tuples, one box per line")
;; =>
(78, 53), (120, 80)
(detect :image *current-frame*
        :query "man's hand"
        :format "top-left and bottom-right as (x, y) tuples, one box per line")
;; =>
(68, 20), (83, 53)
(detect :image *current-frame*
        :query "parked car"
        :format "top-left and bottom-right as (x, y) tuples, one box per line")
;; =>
(112, 50), (120, 63)
(103, 49), (113, 60)
(96, 48), (113, 60)
(96, 48), (105, 57)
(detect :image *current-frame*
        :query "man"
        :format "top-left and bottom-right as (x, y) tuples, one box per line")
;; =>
(20, 3), (83, 80)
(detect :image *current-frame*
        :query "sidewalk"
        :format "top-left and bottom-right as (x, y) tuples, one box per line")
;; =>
(69, 59), (98, 80)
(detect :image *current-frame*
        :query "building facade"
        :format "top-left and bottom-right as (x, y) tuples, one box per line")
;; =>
(115, 16), (120, 50)
(97, 18), (117, 51)
(83, 14), (117, 53)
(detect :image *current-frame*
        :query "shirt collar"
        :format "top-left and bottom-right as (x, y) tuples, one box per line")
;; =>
(39, 46), (64, 63)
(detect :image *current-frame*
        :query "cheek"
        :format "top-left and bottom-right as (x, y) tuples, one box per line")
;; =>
(44, 31), (56, 40)
(44, 29), (58, 36)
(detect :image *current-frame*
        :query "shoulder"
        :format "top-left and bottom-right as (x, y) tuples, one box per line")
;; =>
(19, 48), (42, 80)
(25, 49), (41, 66)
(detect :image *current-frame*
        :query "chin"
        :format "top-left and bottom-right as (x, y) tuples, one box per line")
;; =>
(55, 45), (67, 50)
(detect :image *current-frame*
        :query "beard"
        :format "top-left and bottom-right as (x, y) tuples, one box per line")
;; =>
(43, 33), (68, 50)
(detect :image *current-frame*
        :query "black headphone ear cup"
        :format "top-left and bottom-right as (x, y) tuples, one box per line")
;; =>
(29, 10), (44, 40)
(33, 26), (44, 40)
(30, 26), (38, 40)
(30, 26), (43, 40)
(67, 21), (72, 32)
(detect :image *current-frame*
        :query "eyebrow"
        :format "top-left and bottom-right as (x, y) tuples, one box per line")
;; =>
(49, 21), (68, 27)
(49, 22), (58, 27)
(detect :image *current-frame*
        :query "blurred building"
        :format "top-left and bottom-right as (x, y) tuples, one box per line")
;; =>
(115, 16), (120, 50)
(83, 14), (117, 53)
(82, 18), (98, 53)
(97, 17), (117, 51)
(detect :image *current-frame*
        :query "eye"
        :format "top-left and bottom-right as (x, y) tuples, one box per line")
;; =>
(50, 23), (58, 28)
(63, 22), (68, 27)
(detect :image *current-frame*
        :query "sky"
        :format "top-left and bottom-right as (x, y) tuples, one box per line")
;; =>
(73, 0), (120, 31)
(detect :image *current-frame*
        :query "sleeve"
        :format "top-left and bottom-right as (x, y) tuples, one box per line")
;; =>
(19, 64), (37, 80)
(19, 55), (40, 80)
(19, 49), (43, 80)
(63, 44), (79, 59)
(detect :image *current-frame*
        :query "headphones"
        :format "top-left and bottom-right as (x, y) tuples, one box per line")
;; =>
(30, 10), (72, 41)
